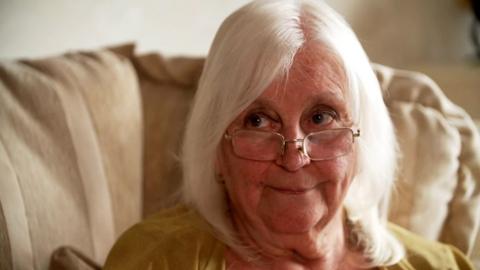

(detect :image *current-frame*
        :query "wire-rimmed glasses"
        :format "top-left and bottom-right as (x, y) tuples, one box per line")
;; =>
(224, 128), (360, 161)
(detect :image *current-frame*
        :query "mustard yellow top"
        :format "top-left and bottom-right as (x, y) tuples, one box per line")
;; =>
(104, 205), (474, 270)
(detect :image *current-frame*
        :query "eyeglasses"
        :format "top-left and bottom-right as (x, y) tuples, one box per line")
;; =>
(224, 128), (360, 161)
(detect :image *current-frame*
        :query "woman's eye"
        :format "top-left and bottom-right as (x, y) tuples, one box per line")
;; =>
(246, 113), (269, 128)
(311, 111), (336, 126)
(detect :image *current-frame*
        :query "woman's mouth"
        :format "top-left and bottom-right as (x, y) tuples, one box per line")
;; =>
(266, 185), (317, 195)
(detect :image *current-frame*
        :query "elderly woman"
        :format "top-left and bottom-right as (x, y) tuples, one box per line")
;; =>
(104, 0), (474, 269)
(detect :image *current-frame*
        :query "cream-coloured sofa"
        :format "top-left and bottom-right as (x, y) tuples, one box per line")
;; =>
(0, 44), (479, 270)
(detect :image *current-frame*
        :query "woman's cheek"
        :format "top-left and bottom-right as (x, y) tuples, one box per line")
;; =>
(314, 155), (356, 205)
(311, 157), (351, 182)
(224, 157), (270, 192)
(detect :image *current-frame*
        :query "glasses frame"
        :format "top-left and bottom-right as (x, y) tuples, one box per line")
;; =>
(224, 127), (361, 161)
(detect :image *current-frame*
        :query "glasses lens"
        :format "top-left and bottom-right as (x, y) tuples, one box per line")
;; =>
(231, 130), (282, 160)
(305, 129), (353, 160)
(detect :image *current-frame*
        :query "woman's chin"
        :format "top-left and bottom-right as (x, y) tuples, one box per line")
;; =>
(258, 189), (329, 234)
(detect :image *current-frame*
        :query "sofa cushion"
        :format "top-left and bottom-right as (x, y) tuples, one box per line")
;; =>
(0, 49), (142, 269)
(130, 52), (204, 217)
(375, 64), (480, 258)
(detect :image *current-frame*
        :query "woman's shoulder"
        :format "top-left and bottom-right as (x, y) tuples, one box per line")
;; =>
(103, 204), (225, 270)
(386, 223), (474, 270)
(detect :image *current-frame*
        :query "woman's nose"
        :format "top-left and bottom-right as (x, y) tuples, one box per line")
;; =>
(275, 140), (310, 171)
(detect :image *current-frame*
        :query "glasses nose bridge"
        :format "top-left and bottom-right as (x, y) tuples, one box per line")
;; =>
(281, 137), (305, 154)
(284, 138), (304, 144)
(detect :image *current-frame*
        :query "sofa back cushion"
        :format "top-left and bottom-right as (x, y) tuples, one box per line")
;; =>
(129, 52), (204, 217)
(375, 64), (480, 265)
(0, 49), (142, 269)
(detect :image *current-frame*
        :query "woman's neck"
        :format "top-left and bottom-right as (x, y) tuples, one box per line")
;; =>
(226, 210), (359, 270)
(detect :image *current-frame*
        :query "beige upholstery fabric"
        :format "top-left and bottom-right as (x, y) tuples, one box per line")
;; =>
(407, 64), (480, 122)
(0, 50), (142, 269)
(0, 186), (13, 270)
(374, 64), (480, 259)
(49, 247), (101, 270)
(130, 53), (203, 217)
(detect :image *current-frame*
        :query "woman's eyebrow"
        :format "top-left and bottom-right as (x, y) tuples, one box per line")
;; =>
(305, 90), (352, 122)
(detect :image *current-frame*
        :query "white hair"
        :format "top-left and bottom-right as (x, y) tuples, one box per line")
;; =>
(182, 0), (404, 266)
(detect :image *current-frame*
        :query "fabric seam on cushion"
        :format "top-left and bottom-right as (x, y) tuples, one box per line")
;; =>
(54, 59), (116, 264)
(0, 134), (35, 269)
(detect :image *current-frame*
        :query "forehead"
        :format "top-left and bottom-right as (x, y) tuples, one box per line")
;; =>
(259, 44), (348, 108)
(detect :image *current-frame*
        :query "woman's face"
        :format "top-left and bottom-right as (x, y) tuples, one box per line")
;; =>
(217, 47), (357, 244)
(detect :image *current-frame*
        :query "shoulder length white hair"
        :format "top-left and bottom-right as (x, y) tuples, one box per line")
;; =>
(182, 0), (404, 266)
